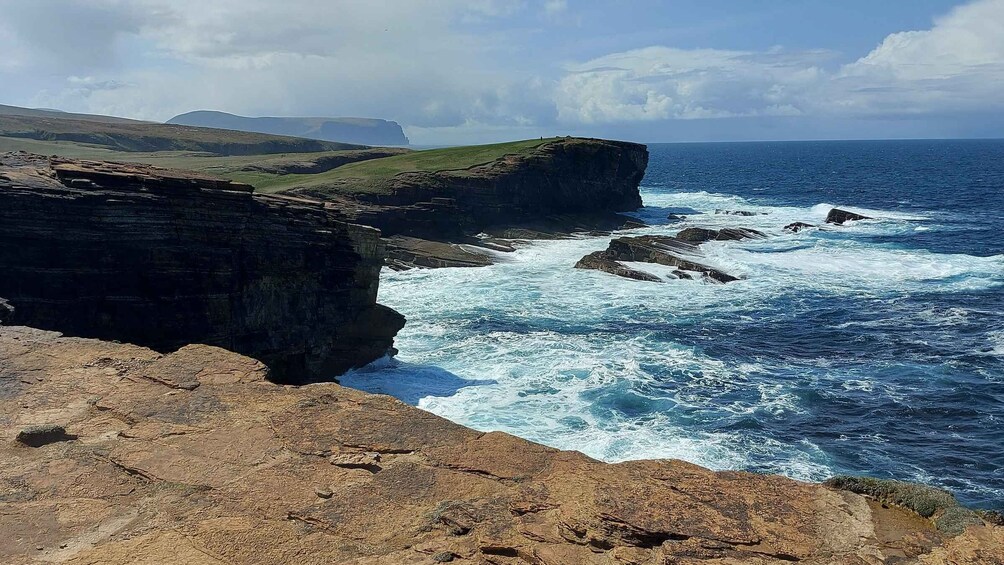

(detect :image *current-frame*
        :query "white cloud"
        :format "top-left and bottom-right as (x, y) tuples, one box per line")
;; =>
(555, 47), (827, 123)
(556, 0), (1004, 124)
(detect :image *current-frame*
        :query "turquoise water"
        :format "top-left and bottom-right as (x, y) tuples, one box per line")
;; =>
(344, 139), (1004, 509)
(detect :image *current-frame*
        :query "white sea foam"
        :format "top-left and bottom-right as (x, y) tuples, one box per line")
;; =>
(342, 188), (1003, 483)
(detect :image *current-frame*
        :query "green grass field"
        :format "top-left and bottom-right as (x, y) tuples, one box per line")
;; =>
(1, 135), (562, 195)
(249, 137), (559, 194)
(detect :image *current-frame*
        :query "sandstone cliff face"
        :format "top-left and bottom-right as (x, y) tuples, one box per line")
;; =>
(0, 152), (403, 382)
(1, 327), (1000, 565)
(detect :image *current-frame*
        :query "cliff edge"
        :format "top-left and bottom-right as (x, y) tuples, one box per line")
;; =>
(283, 137), (649, 268)
(0, 152), (404, 383)
(1, 327), (1000, 564)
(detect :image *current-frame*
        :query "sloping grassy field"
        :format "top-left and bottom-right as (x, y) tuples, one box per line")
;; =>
(0, 132), (562, 195)
(249, 137), (559, 194)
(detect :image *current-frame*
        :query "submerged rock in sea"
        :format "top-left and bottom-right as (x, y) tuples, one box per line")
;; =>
(715, 208), (765, 216)
(827, 208), (871, 225)
(1, 326), (999, 564)
(0, 152), (404, 383)
(784, 221), (815, 233)
(576, 235), (740, 283)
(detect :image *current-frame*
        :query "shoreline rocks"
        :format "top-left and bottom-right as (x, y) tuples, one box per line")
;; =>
(784, 221), (815, 233)
(0, 152), (404, 383)
(576, 235), (740, 283)
(827, 207), (871, 225)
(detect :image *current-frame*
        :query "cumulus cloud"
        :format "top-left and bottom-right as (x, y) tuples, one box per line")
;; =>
(555, 47), (828, 123)
(555, 0), (1004, 125)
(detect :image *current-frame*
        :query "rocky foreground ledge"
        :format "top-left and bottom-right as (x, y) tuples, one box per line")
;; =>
(2, 326), (1001, 564)
(0, 152), (403, 383)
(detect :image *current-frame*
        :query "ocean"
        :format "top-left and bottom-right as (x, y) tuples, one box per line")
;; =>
(343, 139), (1004, 509)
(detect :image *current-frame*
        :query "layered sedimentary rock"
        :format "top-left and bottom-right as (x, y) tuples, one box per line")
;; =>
(1, 326), (1000, 564)
(0, 152), (403, 382)
(290, 138), (649, 268)
(576, 235), (740, 283)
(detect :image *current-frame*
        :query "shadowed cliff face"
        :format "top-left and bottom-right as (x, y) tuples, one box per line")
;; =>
(291, 138), (648, 241)
(0, 152), (404, 383)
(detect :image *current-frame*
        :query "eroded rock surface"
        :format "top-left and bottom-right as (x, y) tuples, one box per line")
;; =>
(1, 326), (1000, 564)
(576, 235), (739, 283)
(0, 152), (404, 382)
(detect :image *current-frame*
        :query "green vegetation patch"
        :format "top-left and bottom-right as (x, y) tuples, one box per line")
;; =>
(824, 475), (984, 536)
(253, 137), (561, 195)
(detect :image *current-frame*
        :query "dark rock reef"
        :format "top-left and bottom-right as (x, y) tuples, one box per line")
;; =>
(676, 226), (766, 243)
(0, 152), (403, 383)
(826, 207), (871, 225)
(576, 235), (739, 283)
(784, 221), (815, 233)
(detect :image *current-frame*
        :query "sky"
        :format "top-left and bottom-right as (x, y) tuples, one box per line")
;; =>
(1, 0), (1003, 145)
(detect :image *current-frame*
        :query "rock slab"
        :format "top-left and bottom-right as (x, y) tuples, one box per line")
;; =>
(1, 326), (1000, 564)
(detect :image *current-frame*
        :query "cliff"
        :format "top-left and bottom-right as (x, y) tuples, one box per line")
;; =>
(1, 326), (1000, 564)
(0, 152), (403, 383)
(286, 137), (649, 267)
(168, 110), (410, 146)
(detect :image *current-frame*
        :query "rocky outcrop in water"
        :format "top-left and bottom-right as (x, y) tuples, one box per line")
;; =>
(576, 235), (739, 283)
(676, 226), (766, 243)
(1, 326), (1000, 564)
(291, 138), (649, 268)
(0, 152), (403, 383)
(784, 221), (815, 233)
(827, 208), (871, 225)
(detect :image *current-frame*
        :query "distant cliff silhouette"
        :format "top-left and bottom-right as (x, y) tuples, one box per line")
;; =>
(167, 110), (409, 146)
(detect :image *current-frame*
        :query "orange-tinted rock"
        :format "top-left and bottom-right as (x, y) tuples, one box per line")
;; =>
(1, 326), (999, 564)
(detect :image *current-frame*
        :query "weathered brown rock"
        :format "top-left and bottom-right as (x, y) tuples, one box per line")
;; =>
(826, 208), (871, 225)
(0, 152), (404, 383)
(1, 326), (999, 564)
(577, 236), (740, 283)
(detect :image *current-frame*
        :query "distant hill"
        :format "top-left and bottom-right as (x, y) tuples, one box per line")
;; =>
(0, 104), (366, 155)
(167, 110), (409, 146)
(0, 104), (151, 125)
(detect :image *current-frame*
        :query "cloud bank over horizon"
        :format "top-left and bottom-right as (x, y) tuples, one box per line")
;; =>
(0, 0), (1002, 144)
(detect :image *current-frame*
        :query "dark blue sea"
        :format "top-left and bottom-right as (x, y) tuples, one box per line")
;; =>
(345, 139), (1004, 509)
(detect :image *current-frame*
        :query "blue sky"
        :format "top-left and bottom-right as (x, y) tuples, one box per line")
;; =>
(1, 0), (1002, 144)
